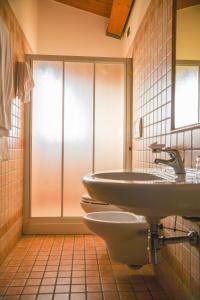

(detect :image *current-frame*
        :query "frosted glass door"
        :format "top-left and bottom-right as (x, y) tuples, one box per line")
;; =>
(30, 59), (126, 220)
(63, 63), (93, 216)
(31, 61), (63, 217)
(95, 63), (124, 171)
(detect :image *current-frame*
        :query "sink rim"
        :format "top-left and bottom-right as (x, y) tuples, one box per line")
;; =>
(89, 171), (165, 182)
(82, 168), (200, 222)
(83, 169), (172, 185)
(83, 168), (200, 185)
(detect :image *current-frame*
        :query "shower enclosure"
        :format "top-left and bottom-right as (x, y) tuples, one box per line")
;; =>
(24, 55), (132, 234)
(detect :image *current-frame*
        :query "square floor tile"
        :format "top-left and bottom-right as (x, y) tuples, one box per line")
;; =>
(56, 278), (70, 285)
(87, 284), (101, 292)
(53, 294), (69, 300)
(6, 287), (23, 296)
(39, 286), (55, 294)
(70, 294), (86, 300)
(71, 285), (86, 293)
(20, 295), (37, 300)
(41, 278), (56, 285)
(0, 235), (167, 300)
(37, 295), (53, 300)
(55, 285), (70, 293)
(87, 293), (103, 300)
(25, 279), (41, 286)
(22, 286), (39, 295)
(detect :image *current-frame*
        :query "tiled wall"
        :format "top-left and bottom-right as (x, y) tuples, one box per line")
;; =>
(0, 1), (31, 263)
(131, 0), (200, 299)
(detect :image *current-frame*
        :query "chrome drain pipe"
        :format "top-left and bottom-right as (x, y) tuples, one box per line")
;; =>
(148, 223), (161, 265)
(159, 230), (199, 247)
(148, 223), (199, 264)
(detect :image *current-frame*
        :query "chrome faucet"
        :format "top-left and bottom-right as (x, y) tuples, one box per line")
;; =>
(149, 142), (185, 174)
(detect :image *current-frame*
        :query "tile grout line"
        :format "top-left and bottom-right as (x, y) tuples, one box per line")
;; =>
(5, 235), (37, 298)
(26, 235), (51, 298)
(0, 235), (169, 300)
(69, 235), (75, 300)
(94, 236), (108, 300)
(84, 235), (88, 300)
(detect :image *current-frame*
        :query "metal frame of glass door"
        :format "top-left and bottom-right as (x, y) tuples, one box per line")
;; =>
(23, 55), (132, 234)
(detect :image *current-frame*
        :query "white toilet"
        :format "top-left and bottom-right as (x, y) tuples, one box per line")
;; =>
(81, 195), (149, 267)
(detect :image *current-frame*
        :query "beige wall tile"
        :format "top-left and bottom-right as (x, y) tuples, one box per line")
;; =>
(0, 0), (32, 263)
(130, 0), (200, 299)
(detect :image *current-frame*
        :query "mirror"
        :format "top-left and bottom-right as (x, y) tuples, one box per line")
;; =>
(173, 1), (200, 129)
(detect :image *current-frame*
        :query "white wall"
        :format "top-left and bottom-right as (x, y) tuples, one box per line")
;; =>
(8, 0), (151, 57)
(176, 5), (200, 60)
(8, 0), (38, 53)
(37, 0), (123, 57)
(8, 0), (150, 58)
(122, 0), (151, 56)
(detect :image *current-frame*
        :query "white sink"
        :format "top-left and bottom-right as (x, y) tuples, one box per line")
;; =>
(83, 169), (200, 223)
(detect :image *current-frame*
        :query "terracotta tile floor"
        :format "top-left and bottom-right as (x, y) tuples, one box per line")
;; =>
(0, 235), (168, 300)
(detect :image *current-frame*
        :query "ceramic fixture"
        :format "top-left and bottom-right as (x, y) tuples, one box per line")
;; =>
(80, 194), (121, 212)
(83, 169), (200, 223)
(83, 211), (149, 267)
(83, 168), (200, 264)
(81, 194), (149, 266)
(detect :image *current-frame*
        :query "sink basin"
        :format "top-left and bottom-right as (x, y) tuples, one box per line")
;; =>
(83, 169), (200, 222)
(93, 172), (163, 181)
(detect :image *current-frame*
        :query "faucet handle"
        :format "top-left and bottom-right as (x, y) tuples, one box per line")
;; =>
(149, 142), (165, 153)
(164, 147), (182, 158)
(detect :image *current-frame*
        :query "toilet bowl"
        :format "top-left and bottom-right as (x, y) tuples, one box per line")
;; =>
(81, 194), (121, 213)
(83, 211), (149, 267)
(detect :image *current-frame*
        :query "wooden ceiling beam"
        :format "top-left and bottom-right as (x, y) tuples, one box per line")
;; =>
(176, 0), (200, 10)
(106, 0), (134, 39)
(54, 0), (113, 18)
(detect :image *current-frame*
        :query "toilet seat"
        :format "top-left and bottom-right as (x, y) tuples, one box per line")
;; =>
(81, 194), (109, 205)
(81, 194), (121, 212)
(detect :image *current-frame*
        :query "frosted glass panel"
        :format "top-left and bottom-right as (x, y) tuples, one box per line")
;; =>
(175, 65), (199, 128)
(31, 61), (62, 217)
(95, 63), (124, 171)
(63, 63), (93, 216)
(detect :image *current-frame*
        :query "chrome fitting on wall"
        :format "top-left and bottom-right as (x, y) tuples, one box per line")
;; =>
(148, 223), (199, 264)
